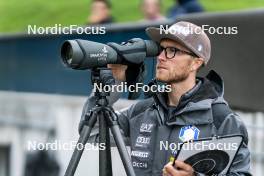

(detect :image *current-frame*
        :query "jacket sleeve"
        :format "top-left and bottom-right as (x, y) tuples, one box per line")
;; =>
(217, 113), (252, 176)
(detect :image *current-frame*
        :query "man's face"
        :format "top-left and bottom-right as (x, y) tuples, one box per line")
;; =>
(156, 39), (195, 83)
(142, 0), (160, 19)
(91, 1), (110, 19)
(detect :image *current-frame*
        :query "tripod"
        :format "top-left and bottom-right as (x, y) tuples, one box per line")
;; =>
(64, 68), (136, 176)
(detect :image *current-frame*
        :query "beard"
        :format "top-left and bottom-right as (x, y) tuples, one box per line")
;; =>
(156, 67), (190, 84)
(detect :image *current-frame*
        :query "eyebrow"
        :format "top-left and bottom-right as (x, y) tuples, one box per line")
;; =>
(160, 45), (189, 52)
(160, 45), (175, 48)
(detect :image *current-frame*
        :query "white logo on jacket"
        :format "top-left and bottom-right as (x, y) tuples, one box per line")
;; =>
(140, 123), (154, 133)
(179, 125), (200, 142)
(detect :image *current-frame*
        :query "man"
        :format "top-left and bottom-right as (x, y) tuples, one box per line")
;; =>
(79, 21), (251, 175)
(167, 0), (204, 19)
(140, 0), (166, 21)
(87, 0), (114, 24)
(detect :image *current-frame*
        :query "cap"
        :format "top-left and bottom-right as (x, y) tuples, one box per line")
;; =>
(146, 21), (211, 64)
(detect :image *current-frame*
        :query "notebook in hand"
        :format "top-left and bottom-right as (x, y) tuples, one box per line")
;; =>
(173, 135), (244, 175)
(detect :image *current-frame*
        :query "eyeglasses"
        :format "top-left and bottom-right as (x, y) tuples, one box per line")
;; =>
(159, 46), (198, 59)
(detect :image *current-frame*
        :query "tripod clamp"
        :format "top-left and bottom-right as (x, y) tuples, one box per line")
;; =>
(83, 106), (118, 129)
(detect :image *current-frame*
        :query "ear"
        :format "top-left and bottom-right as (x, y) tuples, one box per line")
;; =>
(191, 58), (204, 71)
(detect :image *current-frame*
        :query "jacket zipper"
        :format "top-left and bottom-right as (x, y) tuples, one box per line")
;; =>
(153, 103), (165, 125)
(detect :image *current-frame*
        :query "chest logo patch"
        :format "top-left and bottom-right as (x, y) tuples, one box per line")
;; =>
(140, 123), (154, 133)
(179, 125), (200, 142)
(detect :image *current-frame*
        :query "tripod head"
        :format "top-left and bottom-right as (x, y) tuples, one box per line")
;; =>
(91, 67), (115, 106)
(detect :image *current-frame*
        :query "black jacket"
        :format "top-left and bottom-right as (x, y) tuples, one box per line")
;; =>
(80, 70), (251, 176)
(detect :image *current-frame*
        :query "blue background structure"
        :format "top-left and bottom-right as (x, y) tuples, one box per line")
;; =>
(1, 9), (264, 111)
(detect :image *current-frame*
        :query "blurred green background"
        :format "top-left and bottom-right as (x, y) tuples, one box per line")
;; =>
(1, 0), (264, 33)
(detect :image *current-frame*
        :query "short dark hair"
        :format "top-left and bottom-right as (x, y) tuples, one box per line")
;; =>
(92, 0), (111, 8)
(140, 0), (162, 6)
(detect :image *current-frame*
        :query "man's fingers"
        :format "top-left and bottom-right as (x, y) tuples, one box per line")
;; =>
(164, 162), (178, 175)
(107, 64), (127, 70)
(107, 64), (127, 81)
(174, 160), (194, 172)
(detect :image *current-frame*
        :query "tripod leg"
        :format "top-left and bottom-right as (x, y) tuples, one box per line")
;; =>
(99, 111), (113, 176)
(105, 111), (136, 176)
(64, 110), (98, 176)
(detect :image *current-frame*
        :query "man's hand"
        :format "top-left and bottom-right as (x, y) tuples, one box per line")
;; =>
(163, 161), (195, 176)
(107, 64), (127, 81)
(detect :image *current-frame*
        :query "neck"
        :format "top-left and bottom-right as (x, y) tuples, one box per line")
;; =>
(167, 75), (196, 107)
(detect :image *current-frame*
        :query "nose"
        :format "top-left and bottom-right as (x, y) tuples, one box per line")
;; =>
(157, 50), (166, 62)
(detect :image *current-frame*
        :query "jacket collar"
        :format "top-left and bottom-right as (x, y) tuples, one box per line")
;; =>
(152, 70), (225, 125)
(166, 99), (214, 125)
